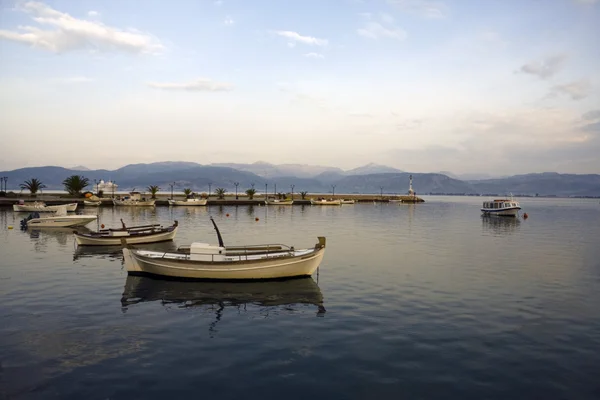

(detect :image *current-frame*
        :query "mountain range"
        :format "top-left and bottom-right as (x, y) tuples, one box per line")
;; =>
(2, 162), (599, 197)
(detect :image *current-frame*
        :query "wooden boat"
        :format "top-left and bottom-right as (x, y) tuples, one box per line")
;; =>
(311, 198), (341, 206)
(13, 201), (78, 212)
(265, 199), (294, 205)
(74, 220), (178, 246)
(122, 218), (326, 280)
(113, 191), (155, 206)
(121, 275), (325, 314)
(168, 198), (208, 206)
(84, 200), (102, 206)
(340, 199), (355, 204)
(20, 206), (96, 228)
(481, 198), (521, 217)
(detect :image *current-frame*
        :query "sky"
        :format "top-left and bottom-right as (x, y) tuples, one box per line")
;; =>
(0, 0), (599, 175)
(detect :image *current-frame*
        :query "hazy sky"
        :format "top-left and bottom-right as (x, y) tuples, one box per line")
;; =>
(1, 0), (599, 174)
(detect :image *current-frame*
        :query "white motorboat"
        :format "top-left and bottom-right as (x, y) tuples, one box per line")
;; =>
(113, 191), (155, 206)
(481, 198), (521, 217)
(122, 218), (326, 280)
(74, 220), (178, 246)
(311, 198), (341, 206)
(13, 201), (78, 212)
(84, 200), (102, 206)
(97, 180), (118, 193)
(265, 199), (294, 205)
(168, 198), (208, 206)
(20, 207), (96, 228)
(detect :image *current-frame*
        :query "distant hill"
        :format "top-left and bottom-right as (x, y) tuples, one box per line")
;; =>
(346, 163), (403, 175)
(210, 161), (343, 178)
(1, 162), (599, 196)
(470, 172), (600, 197)
(69, 165), (91, 171)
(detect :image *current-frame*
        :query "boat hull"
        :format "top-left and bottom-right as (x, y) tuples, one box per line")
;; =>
(311, 200), (341, 205)
(13, 203), (78, 212)
(113, 199), (156, 206)
(84, 200), (102, 206)
(75, 226), (178, 246)
(27, 215), (97, 227)
(123, 246), (325, 280)
(265, 200), (294, 205)
(168, 199), (208, 206)
(481, 207), (521, 217)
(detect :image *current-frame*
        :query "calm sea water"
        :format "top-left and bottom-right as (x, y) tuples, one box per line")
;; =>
(1, 197), (599, 400)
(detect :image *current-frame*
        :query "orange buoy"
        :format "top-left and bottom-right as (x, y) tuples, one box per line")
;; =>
(226, 213), (230, 217)
(101, 224), (105, 228)
(523, 213), (528, 219)
(255, 217), (259, 221)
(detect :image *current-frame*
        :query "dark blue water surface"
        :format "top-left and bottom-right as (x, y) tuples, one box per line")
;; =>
(1, 197), (599, 399)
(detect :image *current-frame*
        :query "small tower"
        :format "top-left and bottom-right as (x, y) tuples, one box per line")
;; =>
(408, 174), (414, 196)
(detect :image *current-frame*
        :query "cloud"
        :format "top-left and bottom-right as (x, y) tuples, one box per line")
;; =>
(582, 109), (600, 121)
(387, 0), (448, 19)
(358, 22), (407, 40)
(519, 55), (567, 79)
(0, 2), (163, 54)
(304, 52), (324, 59)
(549, 80), (592, 100)
(87, 10), (100, 17)
(146, 78), (233, 92)
(53, 76), (94, 84)
(273, 31), (328, 46)
(224, 16), (234, 26)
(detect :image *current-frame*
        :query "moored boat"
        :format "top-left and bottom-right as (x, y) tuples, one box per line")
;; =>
(168, 198), (208, 206)
(481, 198), (521, 217)
(84, 200), (102, 206)
(113, 191), (155, 206)
(122, 218), (326, 280)
(311, 198), (341, 205)
(20, 207), (96, 228)
(265, 199), (294, 205)
(74, 220), (178, 246)
(13, 201), (78, 212)
(340, 199), (355, 204)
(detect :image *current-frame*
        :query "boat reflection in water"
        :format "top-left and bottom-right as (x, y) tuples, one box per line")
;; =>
(121, 275), (326, 319)
(73, 241), (179, 262)
(481, 215), (521, 236)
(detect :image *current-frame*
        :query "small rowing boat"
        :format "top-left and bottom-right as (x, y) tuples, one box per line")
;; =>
(74, 220), (178, 246)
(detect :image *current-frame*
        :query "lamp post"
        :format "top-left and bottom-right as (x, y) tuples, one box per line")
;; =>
(265, 183), (268, 199)
(380, 186), (384, 200)
(94, 179), (98, 195)
(234, 182), (239, 200)
(208, 182), (212, 198)
(112, 182), (116, 199)
(331, 185), (336, 198)
(290, 184), (295, 200)
(169, 182), (175, 200)
(274, 183), (277, 198)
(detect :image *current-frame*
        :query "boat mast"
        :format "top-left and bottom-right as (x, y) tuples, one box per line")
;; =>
(210, 217), (225, 247)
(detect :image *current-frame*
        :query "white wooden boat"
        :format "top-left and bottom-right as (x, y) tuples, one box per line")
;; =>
(168, 198), (208, 206)
(120, 275), (326, 315)
(13, 201), (78, 212)
(113, 192), (155, 206)
(122, 218), (326, 280)
(340, 199), (355, 204)
(311, 198), (341, 206)
(74, 220), (178, 246)
(481, 198), (521, 217)
(84, 200), (102, 206)
(265, 199), (294, 205)
(20, 207), (96, 228)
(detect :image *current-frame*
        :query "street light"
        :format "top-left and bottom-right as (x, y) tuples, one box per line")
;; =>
(94, 179), (99, 195)
(169, 182), (175, 200)
(380, 186), (384, 200)
(290, 184), (295, 200)
(234, 182), (239, 199)
(265, 183), (268, 199)
(274, 183), (277, 198)
(112, 181), (116, 199)
(331, 185), (336, 198)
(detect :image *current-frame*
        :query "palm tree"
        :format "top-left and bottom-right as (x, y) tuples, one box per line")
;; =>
(20, 178), (46, 195)
(215, 188), (227, 199)
(300, 191), (308, 200)
(183, 188), (193, 198)
(147, 185), (160, 199)
(245, 188), (257, 199)
(62, 175), (89, 196)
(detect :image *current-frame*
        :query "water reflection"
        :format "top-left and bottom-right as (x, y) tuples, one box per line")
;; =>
(481, 216), (521, 236)
(24, 227), (86, 247)
(121, 275), (326, 320)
